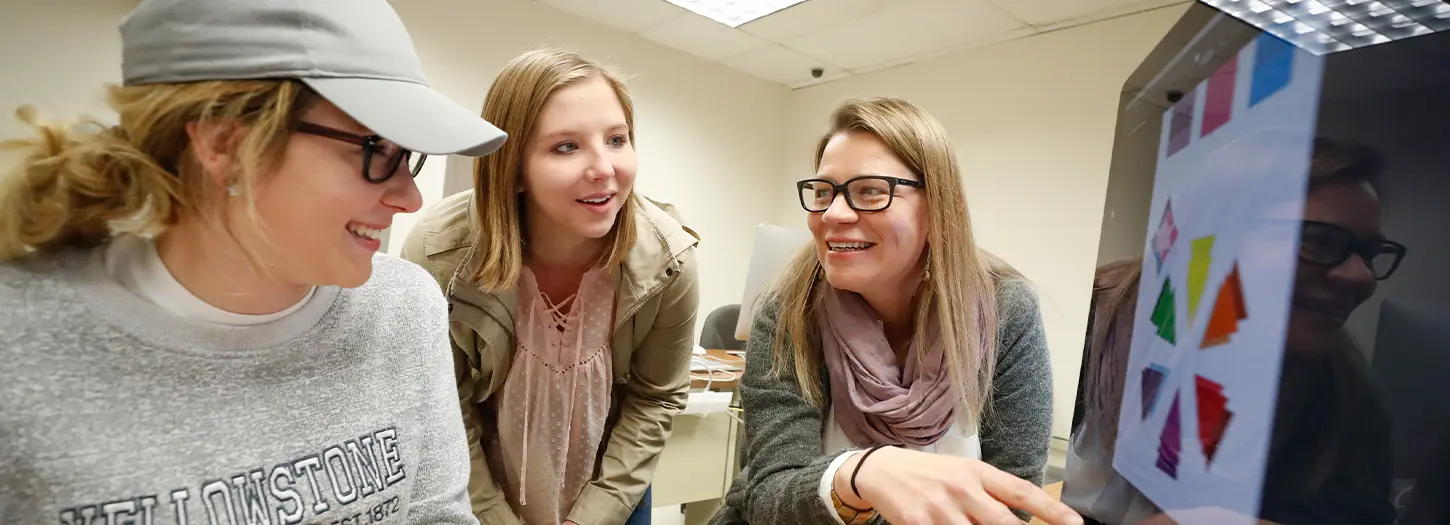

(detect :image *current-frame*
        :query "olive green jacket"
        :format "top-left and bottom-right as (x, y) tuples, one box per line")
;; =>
(401, 191), (701, 525)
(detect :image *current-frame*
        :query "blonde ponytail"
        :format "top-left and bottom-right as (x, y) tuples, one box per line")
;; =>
(0, 80), (316, 262)
(0, 106), (179, 260)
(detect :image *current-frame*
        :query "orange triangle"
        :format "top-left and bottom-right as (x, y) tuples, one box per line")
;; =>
(1201, 263), (1247, 348)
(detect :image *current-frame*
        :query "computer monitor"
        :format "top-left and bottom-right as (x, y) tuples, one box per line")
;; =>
(1065, 3), (1450, 525)
(734, 223), (814, 341)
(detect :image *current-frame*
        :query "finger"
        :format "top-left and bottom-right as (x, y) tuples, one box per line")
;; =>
(955, 483), (1022, 525)
(978, 469), (1083, 525)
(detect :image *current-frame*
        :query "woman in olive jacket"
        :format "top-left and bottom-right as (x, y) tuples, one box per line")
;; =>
(402, 49), (701, 525)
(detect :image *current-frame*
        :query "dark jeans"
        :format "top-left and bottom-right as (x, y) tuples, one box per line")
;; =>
(623, 486), (652, 525)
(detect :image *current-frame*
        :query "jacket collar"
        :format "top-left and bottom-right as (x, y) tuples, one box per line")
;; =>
(447, 194), (699, 335)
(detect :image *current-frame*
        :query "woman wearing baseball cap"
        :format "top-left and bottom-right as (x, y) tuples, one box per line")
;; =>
(0, 0), (504, 523)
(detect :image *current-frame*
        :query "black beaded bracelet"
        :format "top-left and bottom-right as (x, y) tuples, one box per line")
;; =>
(849, 444), (894, 501)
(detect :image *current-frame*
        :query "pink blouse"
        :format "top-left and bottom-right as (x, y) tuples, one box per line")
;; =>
(493, 266), (615, 525)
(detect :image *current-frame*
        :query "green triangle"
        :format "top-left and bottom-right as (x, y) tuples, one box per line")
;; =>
(1151, 276), (1177, 344)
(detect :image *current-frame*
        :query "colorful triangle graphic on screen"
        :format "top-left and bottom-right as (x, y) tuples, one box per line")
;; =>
(1141, 364), (1170, 420)
(1201, 262), (1249, 348)
(1188, 236), (1215, 322)
(1155, 391), (1183, 479)
(1150, 277), (1177, 344)
(1153, 200), (1179, 275)
(1196, 375), (1233, 467)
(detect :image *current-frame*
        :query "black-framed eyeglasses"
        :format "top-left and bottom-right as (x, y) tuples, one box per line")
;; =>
(295, 122), (427, 183)
(1299, 220), (1407, 280)
(797, 175), (924, 212)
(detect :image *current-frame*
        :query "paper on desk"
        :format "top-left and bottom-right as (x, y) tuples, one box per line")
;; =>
(681, 391), (734, 416)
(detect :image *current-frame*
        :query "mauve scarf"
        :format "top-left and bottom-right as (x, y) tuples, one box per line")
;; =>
(819, 285), (956, 447)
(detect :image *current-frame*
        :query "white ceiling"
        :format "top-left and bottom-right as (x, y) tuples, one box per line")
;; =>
(537, 0), (1189, 89)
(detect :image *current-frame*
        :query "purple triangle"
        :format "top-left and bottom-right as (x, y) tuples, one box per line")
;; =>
(1141, 365), (1168, 420)
(1155, 391), (1183, 479)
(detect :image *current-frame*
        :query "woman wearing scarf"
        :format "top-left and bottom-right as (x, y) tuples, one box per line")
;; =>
(711, 98), (1080, 525)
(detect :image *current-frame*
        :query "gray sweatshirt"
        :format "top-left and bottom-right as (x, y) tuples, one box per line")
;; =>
(0, 246), (476, 525)
(711, 279), (1054, 525)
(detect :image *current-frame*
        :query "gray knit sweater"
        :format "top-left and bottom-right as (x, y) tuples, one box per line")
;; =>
(0, 247), (476, 524)
(711, 279), (1054, 525)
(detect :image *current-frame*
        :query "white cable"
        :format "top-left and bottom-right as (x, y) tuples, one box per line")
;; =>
(689, 355), (745, 424)
(690, 355), (718, 392)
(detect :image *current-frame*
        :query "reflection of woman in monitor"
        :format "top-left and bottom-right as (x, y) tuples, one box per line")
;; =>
(1067, 138), (1403, 525)
(1063, 258), (1159, 525)
(1257, 140), (1400, 525)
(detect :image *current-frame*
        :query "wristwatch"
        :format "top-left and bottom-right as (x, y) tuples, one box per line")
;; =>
(830, 489), (877, 525)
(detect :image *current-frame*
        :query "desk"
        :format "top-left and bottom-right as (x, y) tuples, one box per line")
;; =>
(652, 351), (746, 525)
(688, 350), (744, 390)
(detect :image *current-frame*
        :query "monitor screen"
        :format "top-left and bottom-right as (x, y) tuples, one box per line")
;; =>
(1065, 3), (1450, 525)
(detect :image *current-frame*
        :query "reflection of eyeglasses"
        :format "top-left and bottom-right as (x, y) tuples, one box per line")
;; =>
(797, 175), (924, 212)
(1299, 220), (1407, 280)
(295, 122), (427, 183)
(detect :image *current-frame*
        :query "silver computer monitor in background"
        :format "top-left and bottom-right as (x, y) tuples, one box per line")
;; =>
(733, 223), (814, 342)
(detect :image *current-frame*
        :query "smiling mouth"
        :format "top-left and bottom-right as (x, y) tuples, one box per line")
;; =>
(578, 195), (613, 205)
(827, 241), (875, 252)
(347, 224), (384, 241)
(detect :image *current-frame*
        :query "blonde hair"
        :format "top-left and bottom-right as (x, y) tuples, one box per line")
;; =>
(0, 80), (317, 262)
(768, 98), (1021, 418)
(468, 49), (639, 292)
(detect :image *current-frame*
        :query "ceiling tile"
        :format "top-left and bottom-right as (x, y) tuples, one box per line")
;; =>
(639, 12), (772, 61)
(846, 25), (1037, 75)
(994, 0), (1186, 27)
(721, 44), (849, 87)
(738, 0), (896, 42)
(783, 0), (1028, 71)
(538, 0), (689, 33)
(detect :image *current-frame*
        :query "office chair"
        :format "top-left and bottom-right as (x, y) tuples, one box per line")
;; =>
(700, 304), (746, 350)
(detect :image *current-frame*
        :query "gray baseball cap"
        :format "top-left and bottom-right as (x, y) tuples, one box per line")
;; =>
(120, 0), (507, 157)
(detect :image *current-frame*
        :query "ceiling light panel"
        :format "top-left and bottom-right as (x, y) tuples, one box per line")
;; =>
(1201, 0), (1450, 54)
(662, 0), (812, 28)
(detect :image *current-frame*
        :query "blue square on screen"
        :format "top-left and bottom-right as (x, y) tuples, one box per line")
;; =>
(1250, 33), (1294, 107)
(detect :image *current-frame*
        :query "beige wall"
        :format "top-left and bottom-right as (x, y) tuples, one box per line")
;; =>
(779, 4), (1190, 439)
(0, 1), (132, 140)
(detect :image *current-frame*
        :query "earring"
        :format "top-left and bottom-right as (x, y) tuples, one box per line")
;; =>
(923, 257), (932, 281)
(226, 184), (241, 196)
